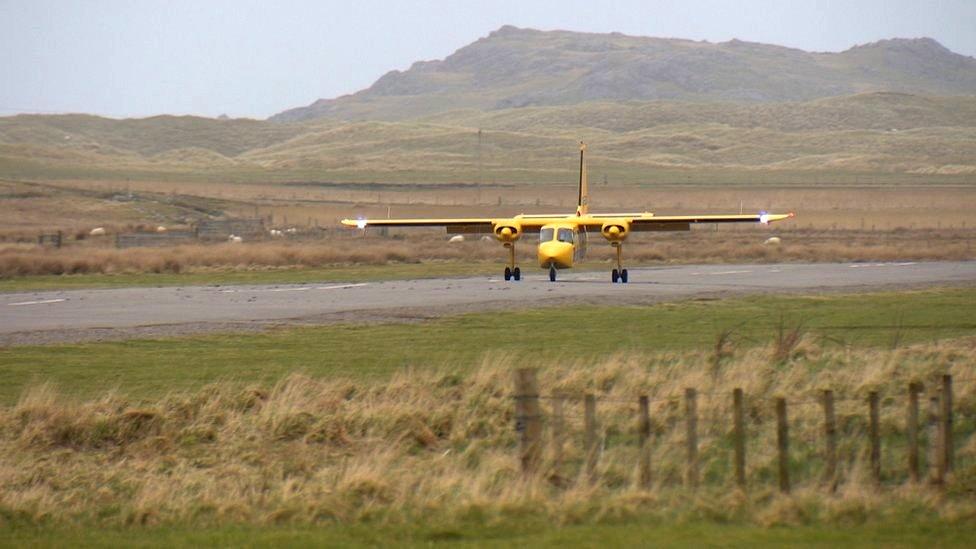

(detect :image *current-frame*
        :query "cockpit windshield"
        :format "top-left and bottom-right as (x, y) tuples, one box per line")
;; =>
(540, 228), (555, 242)
(557, 228), (574, 243)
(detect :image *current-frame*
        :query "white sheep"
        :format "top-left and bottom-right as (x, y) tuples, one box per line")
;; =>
(156, 226), (167, 233)
(89, 227), (106, 236)
(448, 235), (465, 243)
(228, 234), (243, 243)
(764, 236), (782, 246)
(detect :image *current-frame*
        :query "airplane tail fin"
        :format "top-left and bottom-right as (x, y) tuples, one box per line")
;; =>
(576, 141), (589, 216)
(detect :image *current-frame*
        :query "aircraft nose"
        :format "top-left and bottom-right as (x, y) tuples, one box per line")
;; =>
(538, 240), (572, 267)
(538, 241), (560, 259)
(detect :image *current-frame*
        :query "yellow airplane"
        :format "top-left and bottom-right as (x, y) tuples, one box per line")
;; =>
(342, 143), (794, 283)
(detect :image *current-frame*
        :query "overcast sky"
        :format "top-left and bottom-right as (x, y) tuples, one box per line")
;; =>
(2, 0), (974, 119)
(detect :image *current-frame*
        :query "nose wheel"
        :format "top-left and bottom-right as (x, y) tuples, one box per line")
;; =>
(503, 243), (521, 281)
(549, 265), (557, 282)
(611, 243), (629, 283)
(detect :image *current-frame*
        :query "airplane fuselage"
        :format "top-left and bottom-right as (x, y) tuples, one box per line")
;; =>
(537, 222), (586, 269)
(493, 213), (642, 271)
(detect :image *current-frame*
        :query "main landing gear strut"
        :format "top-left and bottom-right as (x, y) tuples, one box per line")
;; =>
(611, 242), (629, 283)
(503, 242), (521, 281)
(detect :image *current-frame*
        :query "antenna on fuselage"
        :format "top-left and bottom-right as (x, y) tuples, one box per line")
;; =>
(576, 141), (589, 216)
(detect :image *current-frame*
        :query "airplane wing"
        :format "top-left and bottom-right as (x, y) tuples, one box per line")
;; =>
(342, 212), (794, 233)
(578, 212), (794, 231)
(633, 212), (794, 225)
(341, 218), (495, 233)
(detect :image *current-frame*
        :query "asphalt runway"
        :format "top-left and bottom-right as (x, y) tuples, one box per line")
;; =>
(2, 261), (974, 344)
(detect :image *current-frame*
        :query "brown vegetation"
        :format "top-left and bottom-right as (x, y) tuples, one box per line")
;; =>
(1, 228), (972, 278)
(1, 178), (972, 280)
(1, 338), (973, 528)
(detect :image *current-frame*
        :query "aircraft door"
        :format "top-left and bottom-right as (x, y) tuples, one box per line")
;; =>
(575, 227), (587, 262)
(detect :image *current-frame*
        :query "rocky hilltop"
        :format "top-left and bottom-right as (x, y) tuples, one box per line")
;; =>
(272, 26), (976, 122)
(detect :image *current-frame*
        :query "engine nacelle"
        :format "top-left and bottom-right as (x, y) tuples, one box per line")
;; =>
(600, 221), (630, 243)
(493, 221), (523, 243)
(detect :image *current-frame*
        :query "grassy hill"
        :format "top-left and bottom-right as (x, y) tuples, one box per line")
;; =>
(0, 114), (307, 157)
(1, 93), (975, 185)
(272, 26), (976, 122)
(3, 27), (975, 185)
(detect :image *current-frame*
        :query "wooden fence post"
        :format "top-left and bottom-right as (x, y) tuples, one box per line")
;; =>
(685, 388), (699, 488)
(907, 383), (921, 482)
(822, 390), (837, 490)
(514, 369), (542, 475)
(638, 395), (652, 489)
(927, 394), (944, 485)
(776, 397), (790, 494)
(584, 394), (598, 483)
(733, 388), (746, 489)
(551, 394), (565, 481)
(868, 391), (881, 486)
(942, 375), (954, 475)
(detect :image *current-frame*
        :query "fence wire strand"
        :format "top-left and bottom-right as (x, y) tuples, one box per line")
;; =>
(512, 373), (969, 490)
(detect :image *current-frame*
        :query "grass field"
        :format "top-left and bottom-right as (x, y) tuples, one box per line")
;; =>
(0, 261), (501, 292)
(1, 288), (975, 545)
(4, 519), (973, 547)
(12, 178), (976, 232)
(2, 287), (973, 403)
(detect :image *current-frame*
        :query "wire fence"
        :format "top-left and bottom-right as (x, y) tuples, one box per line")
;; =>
(513, 370), (970, 492)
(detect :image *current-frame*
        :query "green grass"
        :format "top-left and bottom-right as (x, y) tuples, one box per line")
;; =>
(3, 518), (972, 548)
(0, 262), (501, 292)
(1, 287), (972, 404)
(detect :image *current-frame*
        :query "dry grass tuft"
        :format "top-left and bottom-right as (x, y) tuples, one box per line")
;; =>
(772, 317), (806, 364)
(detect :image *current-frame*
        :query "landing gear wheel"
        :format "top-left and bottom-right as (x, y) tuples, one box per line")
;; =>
(513, 267), (521, 281)
(504, 267), (512, 281)
(621, 269), (628, 283)
(549, 265), (557, 282)
(612, 268), (619, 283)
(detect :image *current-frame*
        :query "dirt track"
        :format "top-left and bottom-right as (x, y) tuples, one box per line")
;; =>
(2, 261), (974, 345)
